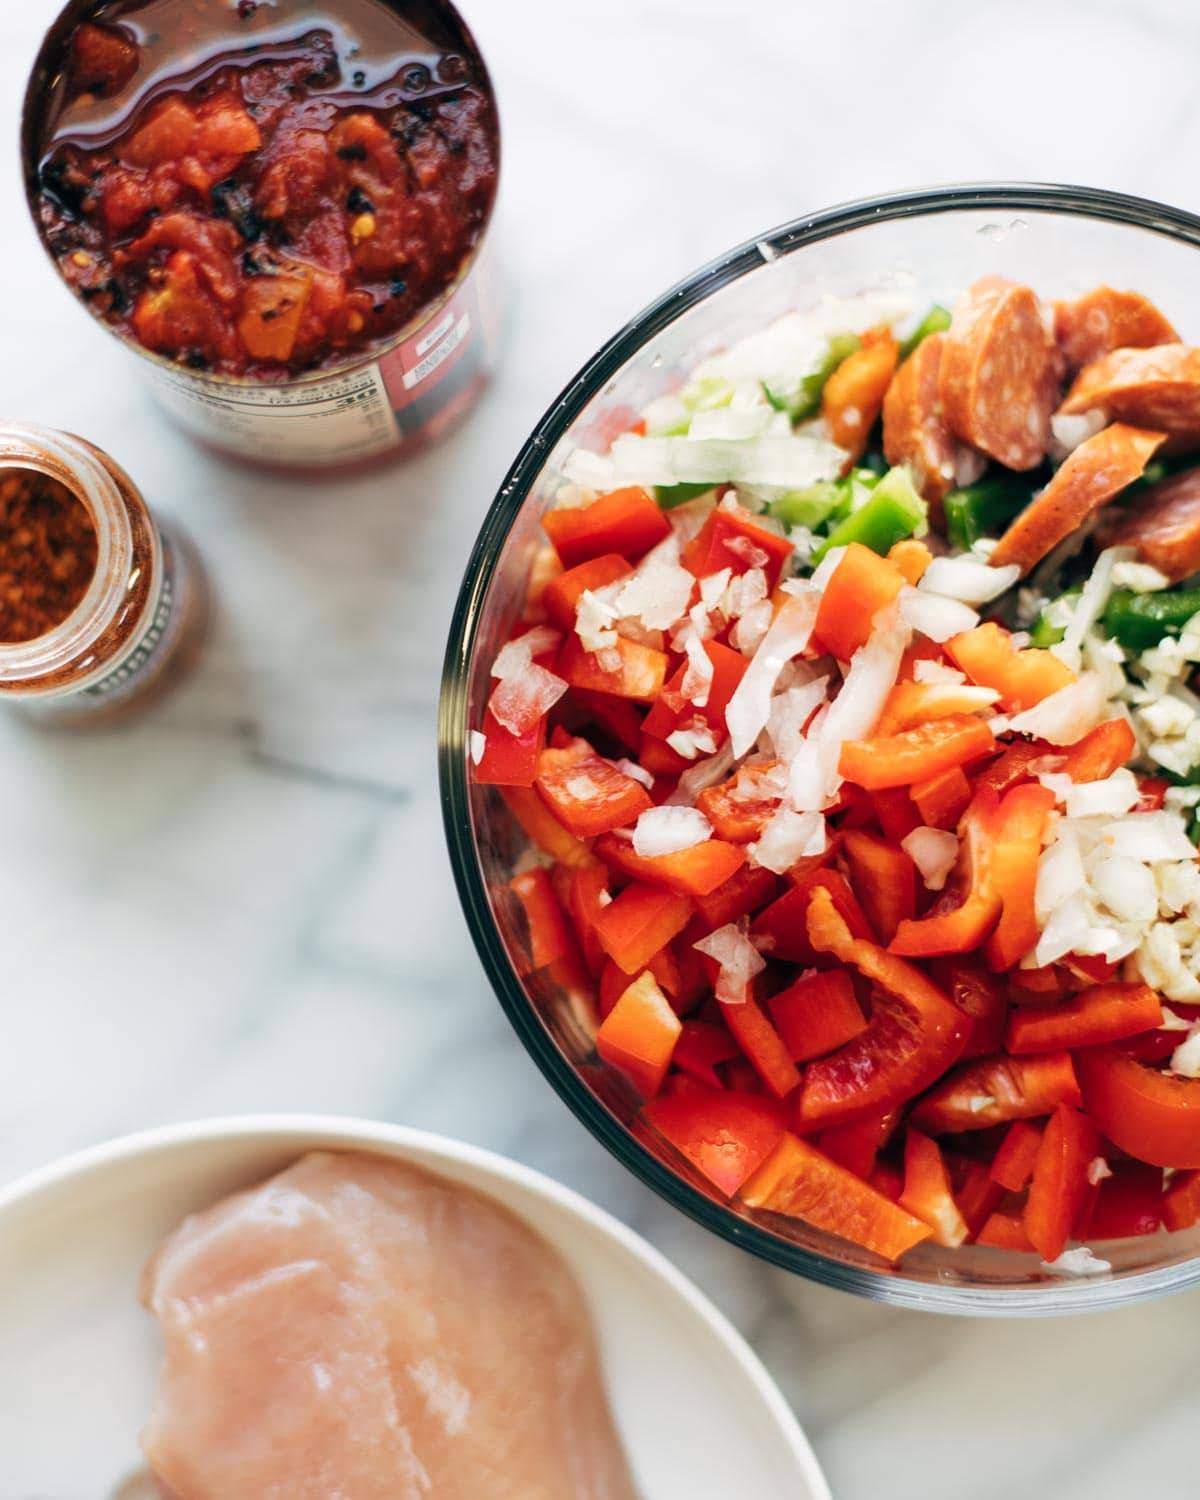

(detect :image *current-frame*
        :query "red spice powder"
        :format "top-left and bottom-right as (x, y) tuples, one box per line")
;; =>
(0, 468), (98, 642)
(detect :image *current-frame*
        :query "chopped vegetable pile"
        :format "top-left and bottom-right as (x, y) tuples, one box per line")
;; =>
(474, 278), (1200, 1271)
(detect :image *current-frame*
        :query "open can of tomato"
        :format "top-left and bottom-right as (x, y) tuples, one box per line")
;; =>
(22, 0), (501, 471)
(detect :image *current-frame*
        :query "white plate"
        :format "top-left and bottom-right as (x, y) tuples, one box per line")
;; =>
(0, 1115), (829, 1500)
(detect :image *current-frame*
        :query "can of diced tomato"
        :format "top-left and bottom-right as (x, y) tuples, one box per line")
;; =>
(22, 0), (501, 471)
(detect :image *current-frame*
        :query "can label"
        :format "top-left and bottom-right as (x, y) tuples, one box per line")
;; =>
(148, 253), (497, 468)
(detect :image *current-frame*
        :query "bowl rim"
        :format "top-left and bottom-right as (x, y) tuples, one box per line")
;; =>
(0, 1112), (829, 1497)
(438, 180), (1200, 1315)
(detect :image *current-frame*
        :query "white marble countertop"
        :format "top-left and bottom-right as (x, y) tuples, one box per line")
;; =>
(3, 1), (1200, 1495)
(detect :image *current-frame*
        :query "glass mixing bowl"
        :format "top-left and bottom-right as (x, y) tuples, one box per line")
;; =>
(440, 183), (1200, 1314)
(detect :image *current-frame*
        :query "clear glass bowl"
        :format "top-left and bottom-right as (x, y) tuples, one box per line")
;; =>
(439, 183), (1200, 1314)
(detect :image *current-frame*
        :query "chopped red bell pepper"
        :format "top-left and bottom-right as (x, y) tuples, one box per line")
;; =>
(876, 680), (999, 735)
(671, 1019), (741, 1088)
(1082, 1160), (1163, 1239)
(697, 761), (785, 844)
(869, 786), (922, 842)
(595, 970), (682, 1098)
(795, 887), (968, 1128)
(976, 1211), (1035, 1251)
(910, 764), (972, 830)
(473, 707), (547, 787)
(543, 487), (671, 568)
(740, 1132), (933, 1263)
(842, 828), (918, 944)
(1163, 1169), (1200, 1231)
(948, 1153), (1005, 1236)
(557, 634), (669, 702)
(839, 715), (996, 791)
(982, 782), (1056, 971)
(693, 863), (781, 929)
(1058, 717), (1137, 783)
(946, 622), (1076, 711)
(817, 1109), (898, 1178)
(535, 735), (654, 837)
(598, 959), (631, 1019)
(570, 688), (645, 755)
(1006, 982), (1163, 1055)
(593, 832), (747, 898)
(768, 968), (867, 1063)
(501, 786), (592, 867)
(593, 881), (694, 975)
(929, 957), (1008, 1058)
(565, 858), (611, 976)
(1024, 1103), (1100, 1262)
(542, 553), (633, 632)
(812, 543), (904, 661)
(510, 867), (574, 972)
(870, 1160), (905, 1203)
(912, 1051), (1082, 1133)
(899, 1129), (969, 1247)
(972, 738), (1063, 797)
(1135, 776), (1169, 812)
(642, 639), (748, 744)
(751, 867), (870, 966)
(681, 503), (794, 589)
(643, 1087), (787, 1197)
(1076, 1046), (1200, 1169)
(989, 1119), (1044, 1192)
(638, 731), (691, 778)
(1009, 964), (1064, 998)
(891, 789), (1002, 957)
(720, 991), (802, 1100)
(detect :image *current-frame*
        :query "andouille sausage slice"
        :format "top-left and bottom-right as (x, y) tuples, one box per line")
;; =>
(1058, 344), (1200, 453)
(822, 327), (900, 467)
(1054, 285), (1178, 375)
(989, 423), (1166, 575)
(1100, 465), (1200, 582)
(938, 277), (1062, 471)
(882, 332), (956, 516)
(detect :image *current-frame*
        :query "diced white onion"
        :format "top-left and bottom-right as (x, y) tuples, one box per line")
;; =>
(1170, 1027), (1200, 1079)
(469, 731), (486, 766)
(725, 587), (820, 757)
(616, 757), (655, 790)
(920, 556), (1021, 606)
(913, 659), (967, 685)
(749, 807), (827, 875)
(1041, 1247), (1112, 1277)
(1038, 767), (1140, 819)
(1049, 409), (1106, 455)
(693, 920), (767, 1005)
(1052, 546), (1134, 672)
(609, 431), (847, 489)
(633, 805), (712, 857)
(902, 828), (959, 891)
(666, 741), (737, 806)
(1008, 673), (1106, 745)
(1102, 811), (1199, 863)
(899, 584), (979, 643)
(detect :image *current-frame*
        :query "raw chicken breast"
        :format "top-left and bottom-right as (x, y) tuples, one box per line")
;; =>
(141, 1151), (640, 1500)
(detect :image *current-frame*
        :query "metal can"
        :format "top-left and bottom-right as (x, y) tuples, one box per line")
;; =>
(22, 0), (501, 471)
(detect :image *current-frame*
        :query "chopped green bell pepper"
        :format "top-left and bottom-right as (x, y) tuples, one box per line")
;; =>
(655, 481), (716, 510)
(811, 465), (927, 563)
(765, 333), (861, 423)
(1101, 588), (1200, 651)
(943, 475), (1038, 551)
(768, 481), (843, 530)
(899, 304), (951, 360)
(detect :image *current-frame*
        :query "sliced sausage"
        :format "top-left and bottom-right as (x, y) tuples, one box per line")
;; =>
(882, 332), (956, 517)
(938, 277), (1062, 471)
(1100, 465), (1200, 582)
(822, 326), (899, 466)
(1054, 285), (1178, 374)
(989, 422), (1166, 575)
(1057, 344), (1200, 453)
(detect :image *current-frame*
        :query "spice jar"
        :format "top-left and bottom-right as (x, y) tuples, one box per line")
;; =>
(0, 423), (204, 724)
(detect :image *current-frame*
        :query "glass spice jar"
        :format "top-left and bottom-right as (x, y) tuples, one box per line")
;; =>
(0, 423), (204, 724)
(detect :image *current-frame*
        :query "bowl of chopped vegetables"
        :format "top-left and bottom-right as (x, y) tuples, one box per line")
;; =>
(440, 183), (1200, 1313)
